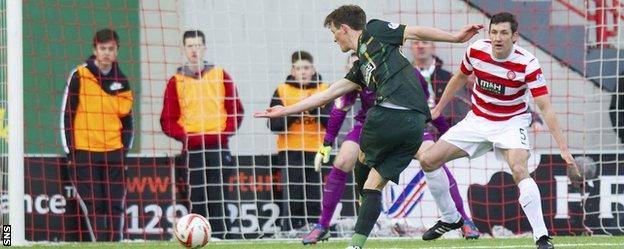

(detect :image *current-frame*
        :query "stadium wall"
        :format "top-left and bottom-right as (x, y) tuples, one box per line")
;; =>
(15, 152), (624, 241)
(140, 0), (616, 156)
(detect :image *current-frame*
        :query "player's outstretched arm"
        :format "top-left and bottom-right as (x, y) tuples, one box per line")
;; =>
(404, 24), (483, 43)
(430, 70), (469, 119)
(254, 78), (359, 118)
(534, 94), (580, 174)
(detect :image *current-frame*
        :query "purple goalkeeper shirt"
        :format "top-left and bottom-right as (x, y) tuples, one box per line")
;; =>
(323, 87), (375, 144)
(323, 69), (450, 144)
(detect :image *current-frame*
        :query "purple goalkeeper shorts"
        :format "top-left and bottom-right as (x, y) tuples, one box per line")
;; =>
(344, 124), (363, 144)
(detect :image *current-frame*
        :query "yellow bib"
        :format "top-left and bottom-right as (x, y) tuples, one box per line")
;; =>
(73, 66), (133, 151)
(276, 83), (329, 152)
(175, 67), (227, 134)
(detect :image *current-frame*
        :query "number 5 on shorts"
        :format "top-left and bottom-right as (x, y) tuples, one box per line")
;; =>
(519, 128), (527, 145)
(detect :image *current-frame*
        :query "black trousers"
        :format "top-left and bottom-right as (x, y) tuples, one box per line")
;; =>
(179, 148), (234, 239)
(69, 149), (126, 241)
(277, 151), (322, 230)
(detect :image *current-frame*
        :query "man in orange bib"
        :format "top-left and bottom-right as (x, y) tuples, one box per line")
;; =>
(61, 28), (133, 241)
(268, 51), (331, 233)
(160, 30), (244, 239)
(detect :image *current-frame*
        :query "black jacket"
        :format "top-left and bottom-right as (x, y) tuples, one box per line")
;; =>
(427, 56), (471, 126)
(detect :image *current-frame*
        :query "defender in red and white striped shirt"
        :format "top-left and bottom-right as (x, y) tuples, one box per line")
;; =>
(460, 38), (547, 120)
(418, 13), (577, 249)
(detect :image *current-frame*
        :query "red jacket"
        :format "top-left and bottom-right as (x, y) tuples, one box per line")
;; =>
(160, 64), (244, 151)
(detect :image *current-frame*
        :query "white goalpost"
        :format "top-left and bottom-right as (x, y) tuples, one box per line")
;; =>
(6, 0), (25, 246)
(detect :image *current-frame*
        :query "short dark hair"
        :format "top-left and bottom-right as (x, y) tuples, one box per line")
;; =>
(183, 30), (205, 45)
(93, 28), (119, 48)
(291, 50), (313, 64)
(490, 12), (518, 33)
(324, 5), (366, 30)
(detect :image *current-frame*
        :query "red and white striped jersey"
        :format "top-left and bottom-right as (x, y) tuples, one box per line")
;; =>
(460, 39), (548, 121)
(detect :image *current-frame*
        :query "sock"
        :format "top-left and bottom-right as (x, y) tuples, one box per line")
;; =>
(443, 165), (469, 221)
(424, 167), (461, 223)
(353, 160), (370, 198)
(350, 233), (367, 248)
(318, 166), (348, 228)
(518, 178), (548, 241)
(350, 189), (382, 248)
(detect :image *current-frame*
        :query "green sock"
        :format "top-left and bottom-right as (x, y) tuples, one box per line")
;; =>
(351, 189), (383, 248)
(350, 233), (368, 248)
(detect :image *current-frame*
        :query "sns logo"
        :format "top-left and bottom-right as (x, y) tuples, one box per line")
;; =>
(2, 225), (10, 246)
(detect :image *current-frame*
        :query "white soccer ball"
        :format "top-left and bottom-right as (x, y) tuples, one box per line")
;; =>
(174, 213), (211, 248)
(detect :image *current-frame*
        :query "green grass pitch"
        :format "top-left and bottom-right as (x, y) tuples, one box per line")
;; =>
(24, 236), (624, 248)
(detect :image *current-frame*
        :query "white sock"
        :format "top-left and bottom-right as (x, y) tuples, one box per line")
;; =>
(518, 178), (548, 241)
(424, 168), (461, 223)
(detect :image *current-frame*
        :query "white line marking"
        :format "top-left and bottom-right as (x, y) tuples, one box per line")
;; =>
(419, 243), (623, 249)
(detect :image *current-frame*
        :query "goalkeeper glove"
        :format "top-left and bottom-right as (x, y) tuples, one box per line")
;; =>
(313, 142), (332, 172)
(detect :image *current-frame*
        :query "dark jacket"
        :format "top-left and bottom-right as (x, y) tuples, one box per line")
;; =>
(268, 73), (331, 132)
(428, 56), (471, 126)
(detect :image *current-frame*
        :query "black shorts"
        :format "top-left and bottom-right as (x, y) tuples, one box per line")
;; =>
(360, 106), (425, 183)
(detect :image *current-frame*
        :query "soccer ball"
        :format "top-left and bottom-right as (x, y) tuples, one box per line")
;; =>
(567, 156), (597, 187)
(174, 213), (211, 248)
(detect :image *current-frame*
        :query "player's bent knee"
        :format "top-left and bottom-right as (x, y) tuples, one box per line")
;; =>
(415, 150), (425, 161)
(420, 154), (437, 172)
(342, 163), (356, 172)
(334, 158), (354, 172)
(363, 172), (387, 190)
(510, 164), (529, 183)
(363, 181), (386, 191)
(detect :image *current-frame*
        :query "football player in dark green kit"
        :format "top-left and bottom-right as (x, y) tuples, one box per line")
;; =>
(255, 5), (482, 248)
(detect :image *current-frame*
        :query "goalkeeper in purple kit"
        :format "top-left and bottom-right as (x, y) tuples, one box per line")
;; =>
(302, 53), (479, 245)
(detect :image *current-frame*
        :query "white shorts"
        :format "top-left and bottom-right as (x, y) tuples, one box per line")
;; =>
(440, 111), (532, 161)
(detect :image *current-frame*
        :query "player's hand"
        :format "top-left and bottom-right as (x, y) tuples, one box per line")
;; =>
(430, 107), (442, 120)
(561, 150), (581, 178)
(454, 24), (484, 43)
(531, 122), (547, 132)
(313, 144), (332, 172)
(254, 105), (289, 118)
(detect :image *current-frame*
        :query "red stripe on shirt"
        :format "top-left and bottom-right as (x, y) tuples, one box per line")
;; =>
(464, 53), (472, 66)
(525, 68), (542, 82)
(473, 68), (525, 88)
(460, 63), (472, 75)
(530, 85), (549, 97)
(470, 48), (527, 72)
(473, 93), (527, 114)
(472, 105), (521, 121)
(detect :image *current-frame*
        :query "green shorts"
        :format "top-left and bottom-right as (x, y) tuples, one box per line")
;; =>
(360, 106), (425, 183)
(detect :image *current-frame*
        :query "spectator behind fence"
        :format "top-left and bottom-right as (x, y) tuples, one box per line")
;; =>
(160, 30), (244, 239)
(268, 50), (331, 232)
(61, 28), (133, 242)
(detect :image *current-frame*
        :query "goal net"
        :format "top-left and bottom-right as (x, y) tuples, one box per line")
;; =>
(0, 0), (622, 242)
